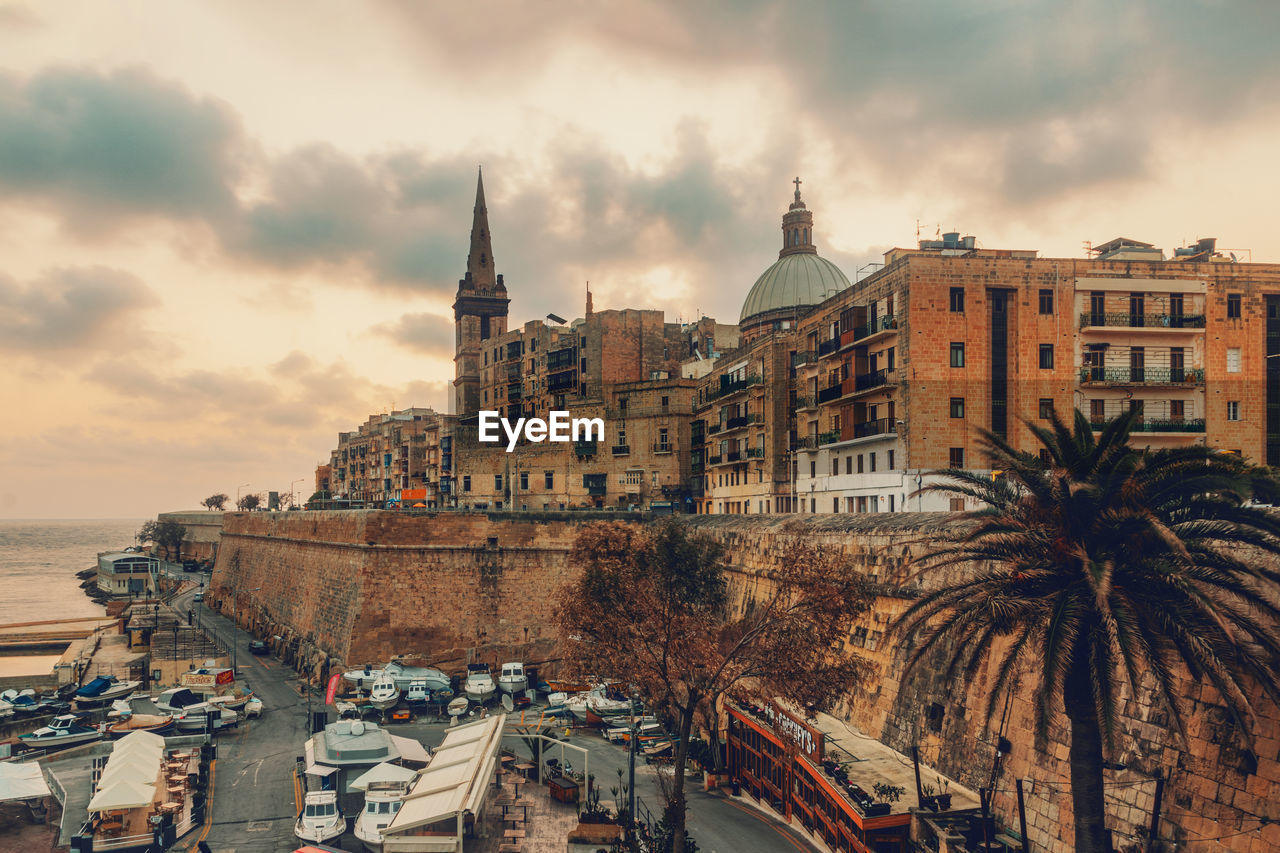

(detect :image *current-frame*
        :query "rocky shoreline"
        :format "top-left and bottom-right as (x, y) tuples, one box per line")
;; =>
(75, 566), (112, 606)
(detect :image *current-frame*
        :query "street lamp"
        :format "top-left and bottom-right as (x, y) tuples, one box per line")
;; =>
(291, 478), (305, 509)
(231, 586), (262, 674)
(628, 688), (641, 835)
(236, 483), (251, 509)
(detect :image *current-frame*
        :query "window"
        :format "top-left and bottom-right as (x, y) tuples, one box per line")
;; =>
(1228, 401), (1241, 421)
(857, 454), (865, 474)
(809, 461), (816, 478)
(845, 456), (852, 475)
(494, 475), (503, 491)
(1090, 399), (1105, 422)
(831, 458), (839, 476)
(856, 496), (868, 513)
(949, 287), (965, 313)
(1227, 293), (1241, 318)
(1130, 347), (1145, 382)
(888, 450), (895, 469)
(661, 396), (669, 408)
(1039, 344), (1055, 370)
(888, 494), (895, 512)
(463, 475), (471, 492)
(886, 347), (896, 370)
(949, 447), (964, 468)
(519, 471), (529, 490)
(1227, 348), (1241, 373)
(1039, 289), (1054, 315)
(545, 471), (554, 489)
(950, 342), (966, 368)
(1170, 400), (1185, 422)
(949, 498), (965, 512)
(870, 452), (877, 472)
(1039, 398), (1055, 420)
(833, 497), (840, 513)
(950, 397), (965, 418)
(1039, 448), (1052, 465)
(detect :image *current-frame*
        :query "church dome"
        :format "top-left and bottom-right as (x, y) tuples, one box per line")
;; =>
(739, 179), (850, 330)
(739, 253), (850, 323)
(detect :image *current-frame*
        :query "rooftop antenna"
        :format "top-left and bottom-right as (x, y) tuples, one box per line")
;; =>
(915, 220), (921, 242)
(1082, 240), (1093, 257)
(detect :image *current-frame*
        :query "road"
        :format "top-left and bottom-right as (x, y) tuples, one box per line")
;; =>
(166, 583), (819, 853)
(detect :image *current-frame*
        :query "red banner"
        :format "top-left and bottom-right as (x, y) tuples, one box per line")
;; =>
(324, 672), (343, 705)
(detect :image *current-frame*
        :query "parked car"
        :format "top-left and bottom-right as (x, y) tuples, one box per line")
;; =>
(182, 561), (200, 572)
(193, 592), (204, 603)
(248, 640), (269, 656)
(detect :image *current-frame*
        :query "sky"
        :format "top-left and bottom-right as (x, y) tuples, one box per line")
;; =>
(3, 0), (1280, 519)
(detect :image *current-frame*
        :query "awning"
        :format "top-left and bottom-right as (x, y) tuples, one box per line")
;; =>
(384, 714), (505, 838)
(88, 780), (155, 812)
(349, 762), (418, 791)
(0, 763), (51, 802)
(305, 764), (338, 778)
(389, 734), (431, 766)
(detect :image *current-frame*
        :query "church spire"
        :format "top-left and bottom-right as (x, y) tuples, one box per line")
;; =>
(779, 175), (816, 258)
(465, 167), (498, 291)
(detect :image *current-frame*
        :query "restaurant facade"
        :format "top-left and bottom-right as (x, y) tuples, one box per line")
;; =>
(726, 701), (910, 853)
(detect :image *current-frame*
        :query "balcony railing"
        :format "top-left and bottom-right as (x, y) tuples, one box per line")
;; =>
(1080, 312), (1206, 329)
(652, 443), (673, 454)
(1079, 366), (1205, 385)
(547, 346), (577, 371)
(852, 315), (898, 342)
(794, 350), (818, 366)
(507, 384), (523, 401)
(547, 370), (577, 391)
(854, 367), (897, 392)
(816, 430), (841, 446)
(708, 422), (723, 434)
(795, 436), (819, 450)
(745, 447), (765, 458)
(724, 414), (760, 430)
(708, 454), (723, 464)
(853, 417), (898, 439)
(611, 444), (630, 455)
(726, 451), (742, 462)
(817, 338), (840, 357)
(794, 395), (817, 410)
(707, 375), (763, 401)
(574, 442), (597, 457)
(506, 363), (522, 381)
(817, 384), (843, 404)
(1089, 417), (1206, 433)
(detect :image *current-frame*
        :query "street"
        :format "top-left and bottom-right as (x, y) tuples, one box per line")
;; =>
(167, 583), (819, 853)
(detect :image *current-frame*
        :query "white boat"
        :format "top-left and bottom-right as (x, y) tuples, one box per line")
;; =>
(566, 686), (632, 722)
(205, 689), (254, 711)
(463, 664), (495, 703)
(354, 778), (412, 852)
(446, 696), (469, 717)
(404, 681), (429, 705)
(497, 662), (527, 695)
(173, 703), (238, 733)
(367, 674), (400, 710)
(382, 660), (450, 693)
(344, 665), (385, 688)
(244, 697), (264, 719)
(545, 692), (569, 714)
(73, 675), (142, 708)
(153, 687), (205, 714)
(295, 790), (345, 844)
(19, 714), (103, 748)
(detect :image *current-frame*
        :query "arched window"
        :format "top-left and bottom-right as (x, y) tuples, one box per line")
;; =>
(803, 228), (809, 244)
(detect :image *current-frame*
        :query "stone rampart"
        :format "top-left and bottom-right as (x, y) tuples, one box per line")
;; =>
(208, 510), (1280, 852)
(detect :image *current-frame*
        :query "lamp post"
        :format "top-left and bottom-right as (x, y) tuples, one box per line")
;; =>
(231, 586), (261, 673)
(628, 688), (641, 835)
(236, 483), (251, 509)
(291, 478), (304, 509)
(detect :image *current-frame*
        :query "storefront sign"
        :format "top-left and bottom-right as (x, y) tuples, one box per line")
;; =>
(761, 702), (823, 760)
(180, 667), (234, 688)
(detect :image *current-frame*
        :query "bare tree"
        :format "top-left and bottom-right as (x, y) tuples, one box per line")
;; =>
(202, 493), (228, 511)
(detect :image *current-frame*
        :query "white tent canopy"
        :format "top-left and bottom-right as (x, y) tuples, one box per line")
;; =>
(116, 729), (165, 750)
(350, 762), (418, 791)
(88, 780), (155, 812)
(0, 763), (51, 802)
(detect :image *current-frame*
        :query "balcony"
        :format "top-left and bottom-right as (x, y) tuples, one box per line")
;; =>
(852, 315), (898, 343)
(506, 363), (522, 381)
(745, 447), (765, 458)
(1079, 366), (1205, 385)
(507, 384), (523, 401)
(708, 422), (722, 434)
(795, 435), (819, 450)
(611, 444), (630, 455)
(817, 338), (840, 358)
(547, 346), (577, 371)
(723, 413), (760, 431)
(854, 367), (897, 393)
(852, 418), (897, 439)
(1080, 312), (1206, 330)
(574, 441), (597, 457)
(708, 454), (723, 465)
(652, 443), (673, 454)
(506, 341), (524, 360)
(726, 450), (742, 462)
(1089, 417), (1206, 433)
(794, 395), (817, 411)
(817, 384), (843, 404)
(707, 375), (763, 402)
(691, 461), (705, 473)
(794, 350), (818, 366)
(816, 430), (841, 446)
(586, 483), (608, 496)
(548, 369), (577, 391)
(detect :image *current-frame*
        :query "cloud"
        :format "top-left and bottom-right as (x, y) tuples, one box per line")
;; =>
(0, 266), (156, 351)
(373, 313), (455, 357)
(0, 67), (244, 235)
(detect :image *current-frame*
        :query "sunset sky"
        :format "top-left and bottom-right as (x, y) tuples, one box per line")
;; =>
(4, 1), (1280, 519)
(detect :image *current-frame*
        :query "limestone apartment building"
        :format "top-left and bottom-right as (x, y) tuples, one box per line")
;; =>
(321, 170), (1280, 515)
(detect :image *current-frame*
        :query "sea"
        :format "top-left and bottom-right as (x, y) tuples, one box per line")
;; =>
(0, 519), (142, 676)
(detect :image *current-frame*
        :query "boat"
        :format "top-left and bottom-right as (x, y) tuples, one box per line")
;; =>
(353, 777), (413, 852)
(18, 714), (103, 749)
(205, 688), (254, 711)
(74, 675), (142, 708)
(404, 681), (429, 706)
(497, 662), (527, 695)
(367, 674), (400, 710)
(102, 713), (174, 738)
(343, 665), (385, 689)
(446, 696), (469, 717)
(296, 790), (345, 844)
(153, 687), (206, 714)
(336, 701), (361, 720)
(382, 660), (450, 693)
(463, 664), (495, 703)
(566, 686), (633, 722)
(544, 692), (569, 714)
(604, 720), (664, 743)
(172, 703), (238, 733)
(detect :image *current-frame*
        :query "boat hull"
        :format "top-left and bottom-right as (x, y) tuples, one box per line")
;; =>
(497, 677), (527, 694)
(19, 730), (102, 749)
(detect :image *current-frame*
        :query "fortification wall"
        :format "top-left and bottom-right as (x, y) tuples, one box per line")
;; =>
(208, 510), (1280, 852)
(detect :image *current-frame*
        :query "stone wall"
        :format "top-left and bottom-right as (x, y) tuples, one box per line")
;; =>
(208, 509), (1279, 852)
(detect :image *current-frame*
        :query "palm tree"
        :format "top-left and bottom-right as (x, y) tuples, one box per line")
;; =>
(894, 410), (1280, 853)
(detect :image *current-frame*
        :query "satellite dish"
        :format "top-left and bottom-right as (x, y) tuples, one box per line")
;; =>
(351, 720), (365, 736)
(501, 694), (514, 712)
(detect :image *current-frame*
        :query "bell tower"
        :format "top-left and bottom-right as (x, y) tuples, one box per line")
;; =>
(453, 167), (510, 416)
(779, 176), (816, 257)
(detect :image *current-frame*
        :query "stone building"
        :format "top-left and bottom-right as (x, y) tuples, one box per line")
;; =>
(324, 407), (451, 508)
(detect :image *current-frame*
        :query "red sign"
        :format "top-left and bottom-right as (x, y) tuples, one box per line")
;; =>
(216, 668), (235, 686)
(324, 672), (343, 705)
